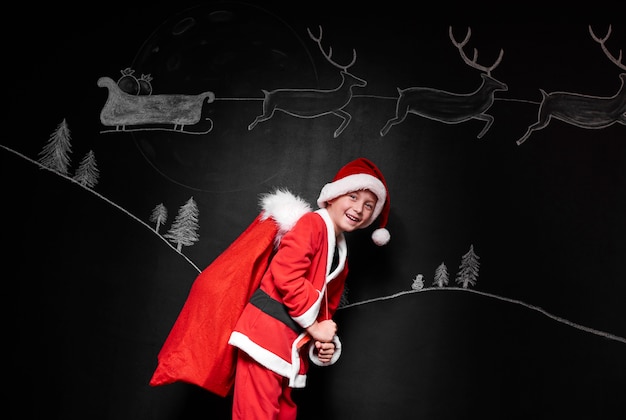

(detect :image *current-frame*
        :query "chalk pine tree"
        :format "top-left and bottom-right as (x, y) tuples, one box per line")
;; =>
(455, 244), (480, 289)
(39, 119), (72, 175)
(433, 262), (449, 288)
(164, 197), (200, 252)
(150, 203), (168, 234)
(73, 150), (99, 188)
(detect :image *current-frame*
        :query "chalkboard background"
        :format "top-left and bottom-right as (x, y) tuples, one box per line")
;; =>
(5, 2), (625, 419)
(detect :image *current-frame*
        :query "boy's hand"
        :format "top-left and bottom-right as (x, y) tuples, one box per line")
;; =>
(306, 319), (337, 343)
(314, 340), (336, 363)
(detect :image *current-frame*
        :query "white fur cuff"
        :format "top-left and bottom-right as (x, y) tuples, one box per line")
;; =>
(308, 335), (342, 366)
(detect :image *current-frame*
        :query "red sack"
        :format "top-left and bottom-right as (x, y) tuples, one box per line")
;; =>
(149, 214), (279, 397)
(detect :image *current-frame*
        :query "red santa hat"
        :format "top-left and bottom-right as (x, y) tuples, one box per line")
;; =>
(317, 157), (391, 246)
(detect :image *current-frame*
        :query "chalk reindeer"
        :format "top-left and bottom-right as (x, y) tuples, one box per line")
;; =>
(516, 25), (626, 145)
(380, 27), (508, 139)
(248, 26), (366, 138)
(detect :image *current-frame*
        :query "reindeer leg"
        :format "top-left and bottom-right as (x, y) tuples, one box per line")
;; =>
(332, 110), (351, 138)
(248, 117), (261, 131)
(248, 109), (276, 131)
(516, 116), (552, 146)
(380, 100), (409, 137)
(380, 118), (397, 137)
(474, 114), (494, 139)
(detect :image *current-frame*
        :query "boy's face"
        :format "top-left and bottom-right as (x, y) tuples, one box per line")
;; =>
(326, 190), (378, 235)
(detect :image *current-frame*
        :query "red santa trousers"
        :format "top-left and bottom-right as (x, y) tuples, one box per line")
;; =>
(232, 350), (297, 420)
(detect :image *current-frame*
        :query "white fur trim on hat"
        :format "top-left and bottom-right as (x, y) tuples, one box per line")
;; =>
(316, 173), (386, 229)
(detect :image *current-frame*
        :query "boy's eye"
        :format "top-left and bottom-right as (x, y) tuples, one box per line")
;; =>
(349, 193), (357, 199)
(365, 203), (373, 210)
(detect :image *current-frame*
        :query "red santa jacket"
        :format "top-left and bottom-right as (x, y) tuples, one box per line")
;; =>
(149, 189), (319, 397)
(228, 208), (348, 388)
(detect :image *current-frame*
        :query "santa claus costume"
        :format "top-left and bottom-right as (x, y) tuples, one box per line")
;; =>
(149, 157), (391, 420)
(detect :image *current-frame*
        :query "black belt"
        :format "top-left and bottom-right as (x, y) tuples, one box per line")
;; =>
(250, 289), (303, 334)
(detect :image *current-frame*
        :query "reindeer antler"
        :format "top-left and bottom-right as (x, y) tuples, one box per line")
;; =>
(589, 25), (626, 71)
(449, 26), (503, 76)
(307, 25), (357, 72)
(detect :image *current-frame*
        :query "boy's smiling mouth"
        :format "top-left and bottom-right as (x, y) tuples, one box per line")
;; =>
(346, 213), (360, 223)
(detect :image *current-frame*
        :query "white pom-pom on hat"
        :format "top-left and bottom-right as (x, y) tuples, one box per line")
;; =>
(372, 227), (391, 246)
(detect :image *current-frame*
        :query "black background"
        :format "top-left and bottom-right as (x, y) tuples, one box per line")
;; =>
(5, 2), (625, 419)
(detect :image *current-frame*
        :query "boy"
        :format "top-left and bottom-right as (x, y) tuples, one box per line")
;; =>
(229, 157), (390, 419)
(149, 157), (391, 420)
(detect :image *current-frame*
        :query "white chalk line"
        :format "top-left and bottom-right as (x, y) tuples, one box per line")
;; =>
(340, 287), (626, 345)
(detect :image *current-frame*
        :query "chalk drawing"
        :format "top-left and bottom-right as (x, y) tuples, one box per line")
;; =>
(38, 119), (99, 188)
(455, 244), (480, 289)
(433, 262), (450, 288)
(38, 119), (72, 175)
(72, 150), (99, 188)
(150, 204), (168, 234)
(163, 197), (200, 252)
(340, 288), (626, 345)
(106, 19), (623, 159)
(411, 274), (424, 291)
(98, 75), (215, 134)
(380, 26), (508, 139)
(516, 25), (626, 145)
(247, 25), (367, 138)
(1, 141), (201, 273)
